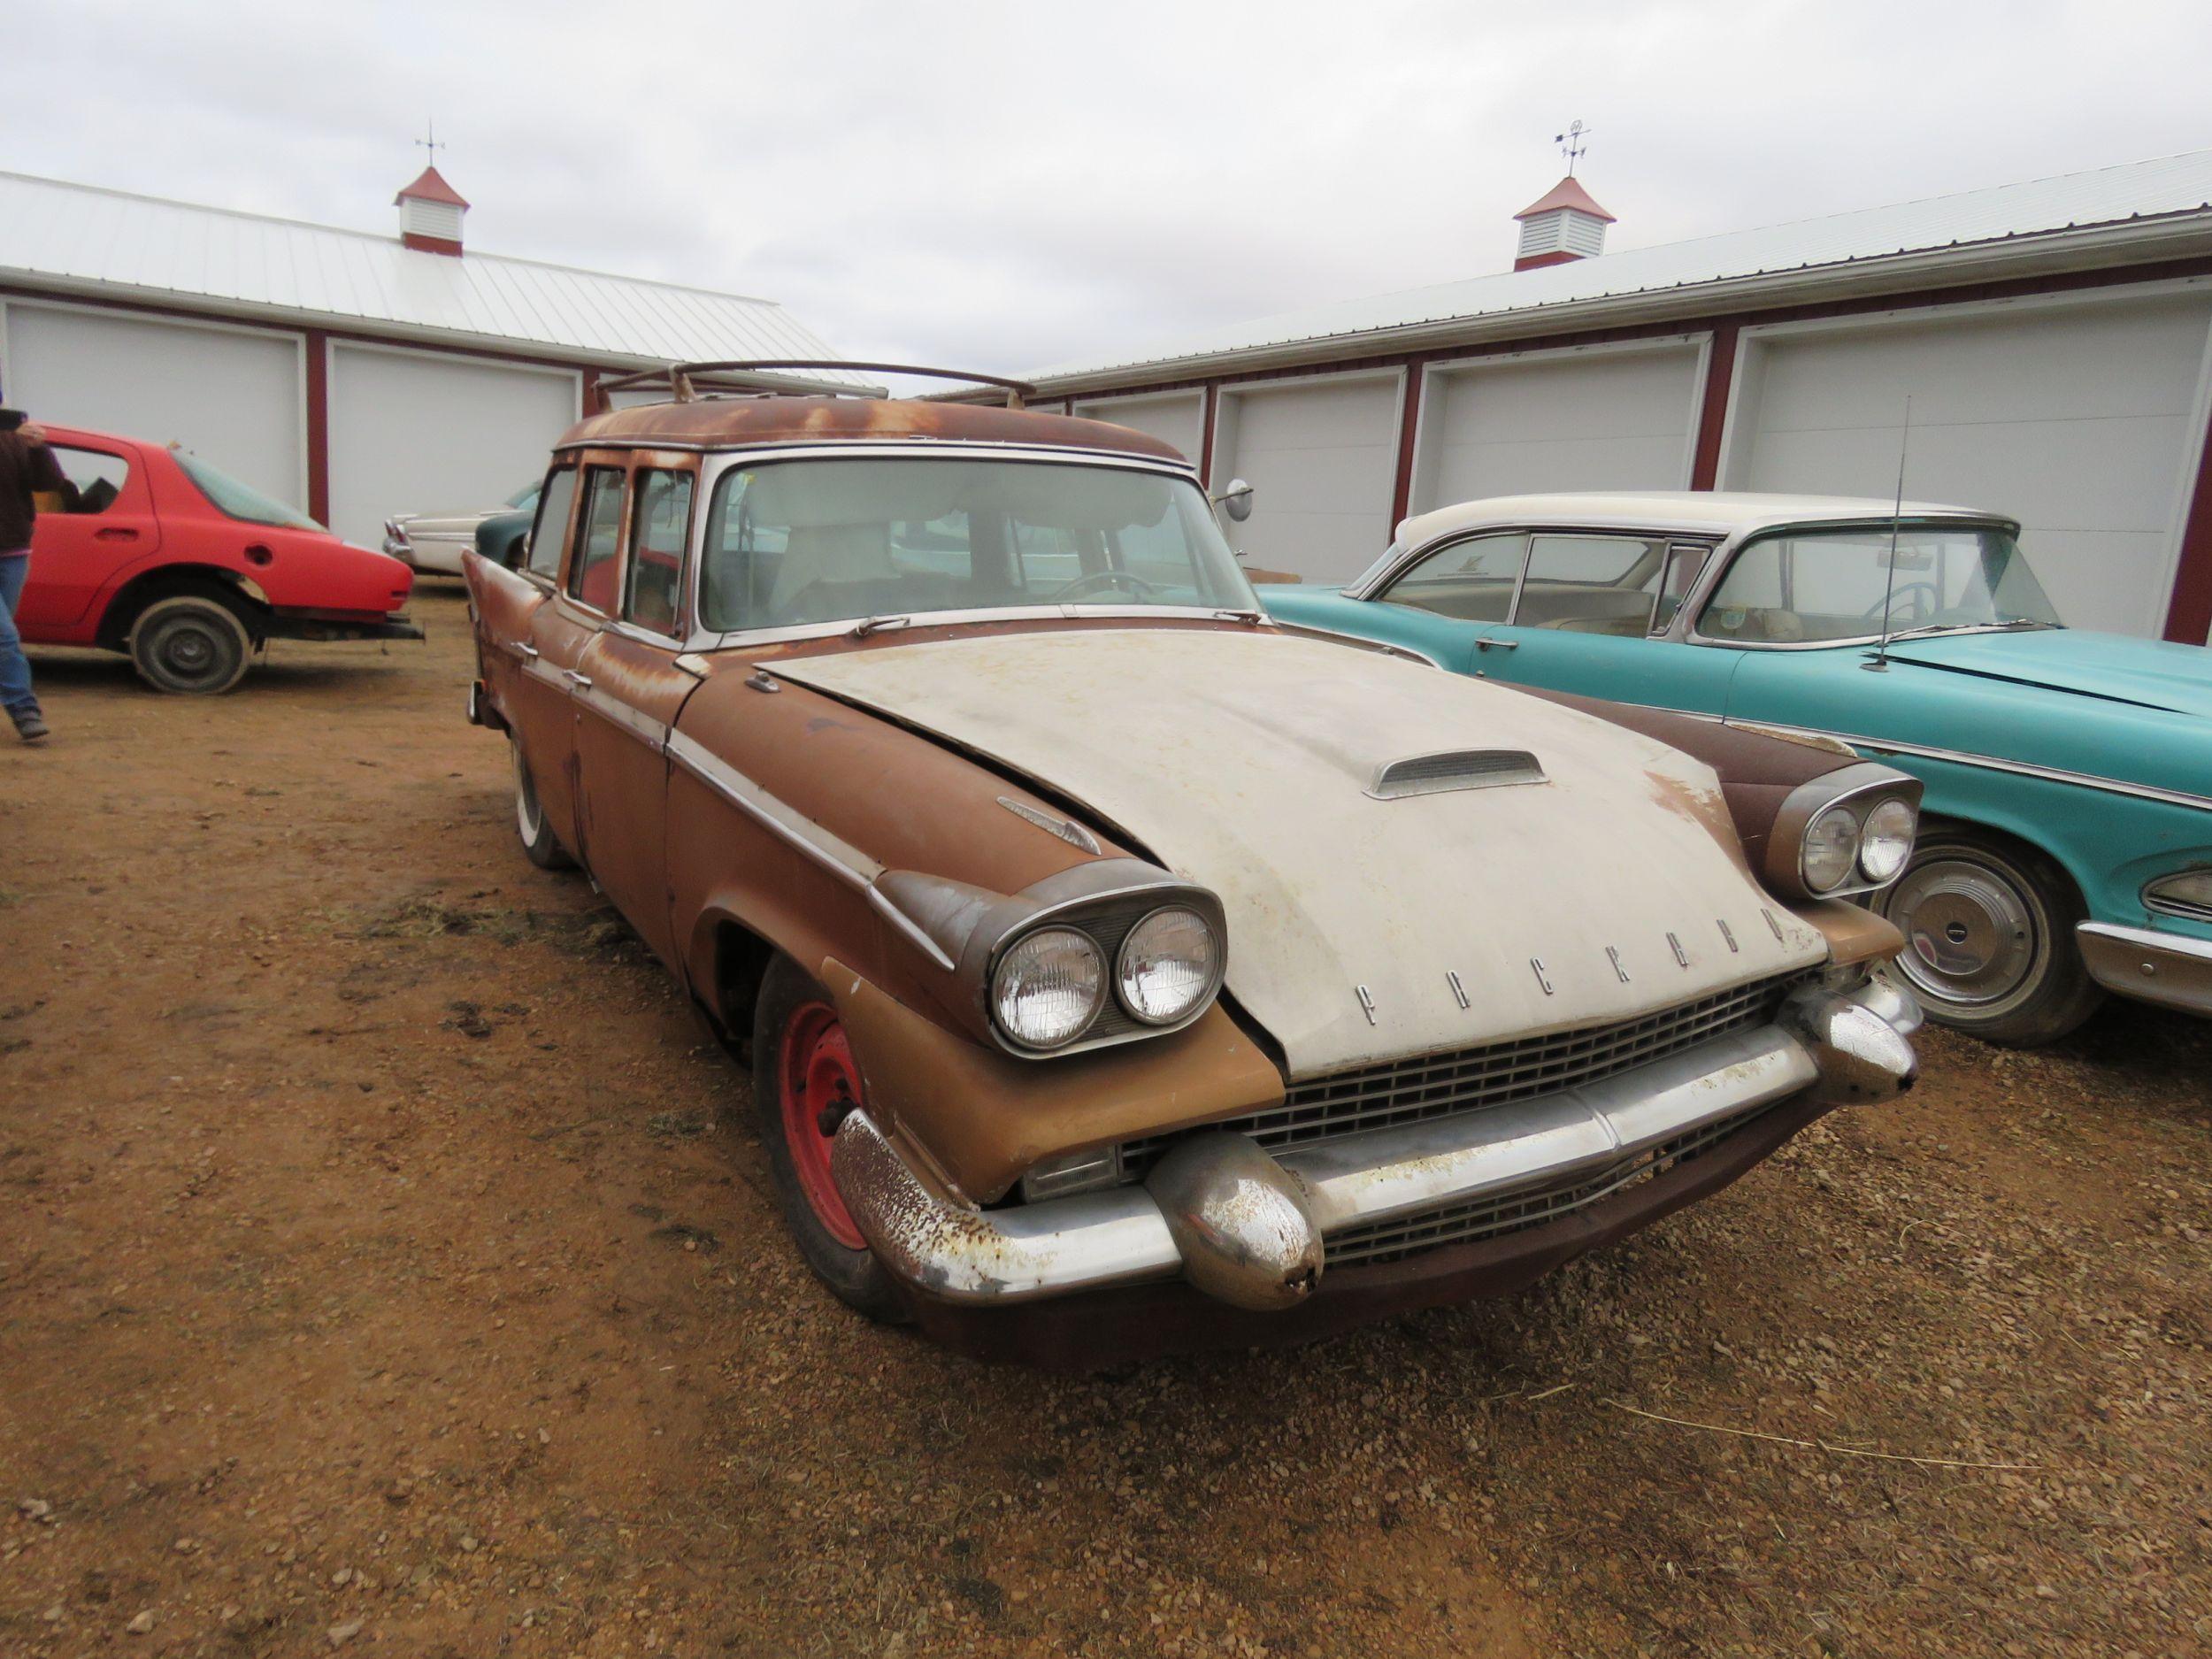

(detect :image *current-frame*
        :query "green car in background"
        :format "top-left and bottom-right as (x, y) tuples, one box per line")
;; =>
(1260, 491), (2212, 1046)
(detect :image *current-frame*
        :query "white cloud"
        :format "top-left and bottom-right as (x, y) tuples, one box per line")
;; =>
(8, 0), (2207, 380)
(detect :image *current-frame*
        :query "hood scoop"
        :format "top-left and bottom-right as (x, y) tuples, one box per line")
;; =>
(1367, 749), (1546, 800)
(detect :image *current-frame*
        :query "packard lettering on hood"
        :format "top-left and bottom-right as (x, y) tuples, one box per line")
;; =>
(769, 628), (1827, 1078)
(461, 372), (1924, 1361)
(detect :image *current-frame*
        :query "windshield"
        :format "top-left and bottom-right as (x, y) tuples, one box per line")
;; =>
(1700, 523), (2060, 645)
(173, 450), (322, 532)
(504, 480), (542, 511)
(697, 457), (1257, 634)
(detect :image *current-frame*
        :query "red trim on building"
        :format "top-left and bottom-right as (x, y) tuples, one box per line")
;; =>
(1512, 250), (1586, 272)
(303, 327), (331, 526)
(1199, 381), (1219, 484)
(401, 232), (465, 257)
(1390, 359), (1427, 526)
(579, 366), (600, 419)
(2163, 409), (2212, 642)
(1688, 322), (1740, 490)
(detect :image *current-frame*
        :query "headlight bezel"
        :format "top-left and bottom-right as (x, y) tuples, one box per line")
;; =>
(929, 858), (1228, 1060)
(1764, 764), (1924, 902)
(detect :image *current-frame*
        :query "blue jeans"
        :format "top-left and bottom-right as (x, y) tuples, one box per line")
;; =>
(0, 550), (35, 716)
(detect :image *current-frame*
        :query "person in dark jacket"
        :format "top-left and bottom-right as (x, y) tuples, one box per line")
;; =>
(0, 408), (65, 743)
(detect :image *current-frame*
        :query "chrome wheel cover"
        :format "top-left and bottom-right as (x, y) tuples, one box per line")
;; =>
(1887, 854), (2043, 1010)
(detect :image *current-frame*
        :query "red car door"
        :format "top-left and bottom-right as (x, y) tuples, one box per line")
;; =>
(569, 457), (703, 968)
(19, 436), (158, 634)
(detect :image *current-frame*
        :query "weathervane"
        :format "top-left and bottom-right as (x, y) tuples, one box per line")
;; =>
(415, 120), (445, 165)
(1555, 119), (1592, 176)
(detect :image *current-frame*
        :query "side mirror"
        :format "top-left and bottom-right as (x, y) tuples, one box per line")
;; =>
(1213, 479), (1255, 524)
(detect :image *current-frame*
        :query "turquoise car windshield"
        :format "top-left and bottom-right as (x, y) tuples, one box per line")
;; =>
(1701, 524), (2061, 645)
(697, 457), (1256, 634)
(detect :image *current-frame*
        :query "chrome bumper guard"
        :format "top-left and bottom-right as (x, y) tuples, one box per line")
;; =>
(2078, 921), (2212, 1017)
(829, 981), (1916, 1310)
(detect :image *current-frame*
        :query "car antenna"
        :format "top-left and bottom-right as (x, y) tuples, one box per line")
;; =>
(1865, 395), (1913, 673)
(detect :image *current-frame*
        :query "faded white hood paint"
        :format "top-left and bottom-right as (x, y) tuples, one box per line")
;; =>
(774, 629), (1827, 1078)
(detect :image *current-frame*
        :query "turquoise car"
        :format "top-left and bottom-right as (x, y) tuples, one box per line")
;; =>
(1260, 491), (2212, 1045)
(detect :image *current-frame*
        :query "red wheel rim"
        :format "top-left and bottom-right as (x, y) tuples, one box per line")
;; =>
(777, 1002), (867, 1250)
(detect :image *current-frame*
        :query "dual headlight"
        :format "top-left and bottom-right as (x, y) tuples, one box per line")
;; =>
(992, 906), (1224, 1051)
(1768, 764), (1923, 901)
(1801, 795), (1917, 894)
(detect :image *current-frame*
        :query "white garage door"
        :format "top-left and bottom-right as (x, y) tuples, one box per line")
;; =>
(1409, 342), (1702, 513)
(1724, 291), (2212, 638)
(2, 302), (303, 511)
(1214, 375), (1401, 583)
(328, 344), (579, 549)
(1072, 390), (1205, 465)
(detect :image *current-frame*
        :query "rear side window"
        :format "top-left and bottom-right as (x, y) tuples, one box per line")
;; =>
(567, 467), (626, 610)
(46, 446), (130, 515)
(526, 468), (578, 581)
(624, 470), (693, 636)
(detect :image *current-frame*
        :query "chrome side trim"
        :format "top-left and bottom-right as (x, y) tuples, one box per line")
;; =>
(1269, 619), (1446, 669)
(1722, 719), (2212, 816)
(865, 884), (957, 972)
(665, 730), (882, 887)
(574, 682), (669, 750)
(663, 731), (953, 970)
(2077, 922), (2212, 1016)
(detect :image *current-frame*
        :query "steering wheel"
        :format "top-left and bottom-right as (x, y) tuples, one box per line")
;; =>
(1049, 569), (1159, 603)
(1862, 580), (1938, 626)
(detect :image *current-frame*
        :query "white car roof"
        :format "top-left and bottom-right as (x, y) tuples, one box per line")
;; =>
(1398, 490), (2012, 547)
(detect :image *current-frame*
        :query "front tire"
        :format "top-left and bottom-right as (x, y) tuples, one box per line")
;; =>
(1879, 827), (2102, 1046)
(749, 956), (902, 1321)
(511, 741), (573, 871)
(128, 595), (252, 695)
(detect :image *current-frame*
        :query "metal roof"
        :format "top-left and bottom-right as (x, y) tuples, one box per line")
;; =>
(0, 170), (861, 377)
(1394, 490), (2006, 550)
(1030, 149), (2212, 389)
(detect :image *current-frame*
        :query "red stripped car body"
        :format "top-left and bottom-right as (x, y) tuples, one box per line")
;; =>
(19, 423), (420, 690)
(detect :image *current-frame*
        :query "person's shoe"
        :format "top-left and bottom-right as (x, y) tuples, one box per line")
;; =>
(10, 708), (48, 744)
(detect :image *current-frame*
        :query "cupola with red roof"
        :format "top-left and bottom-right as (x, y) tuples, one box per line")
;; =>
(1512, 174), (1615, 271)
(396, 164), (470, 257)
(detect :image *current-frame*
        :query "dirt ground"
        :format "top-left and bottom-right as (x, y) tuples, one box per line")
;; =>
(3, 586), (2208, 1659)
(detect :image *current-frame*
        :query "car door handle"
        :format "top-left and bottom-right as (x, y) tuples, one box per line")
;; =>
(564, 670), (594, 688)
(514, 641), (540, 659)
(95, 526), (140, 541)
(1473, 636), (1518, 651)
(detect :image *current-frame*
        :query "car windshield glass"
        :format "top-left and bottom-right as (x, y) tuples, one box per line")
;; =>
(698, 457), (1256, 633)
(1700, 524), (2060, 645)
(173, 450), (322, 531)
(504, 481), (542, 511)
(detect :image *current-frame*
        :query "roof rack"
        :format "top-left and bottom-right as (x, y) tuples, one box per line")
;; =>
(591, 359), (1039, 414)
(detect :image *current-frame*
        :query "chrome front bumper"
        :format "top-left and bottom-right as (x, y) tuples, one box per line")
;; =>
(2078, 921), (2212, 1017)
(829, 980), (1918, 1311)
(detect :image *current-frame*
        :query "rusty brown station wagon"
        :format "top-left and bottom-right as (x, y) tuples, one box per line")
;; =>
(463, 361), (1925, 1363)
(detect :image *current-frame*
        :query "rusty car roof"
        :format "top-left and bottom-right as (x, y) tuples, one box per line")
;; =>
(556, 396), (1190, 463)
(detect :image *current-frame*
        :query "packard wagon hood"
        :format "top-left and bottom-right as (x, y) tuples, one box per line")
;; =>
(771, 629), (1826, 1078)
(1878, 628), (2212, 718)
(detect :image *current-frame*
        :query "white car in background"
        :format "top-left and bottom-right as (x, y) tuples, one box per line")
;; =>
(384, 480), (541, 577)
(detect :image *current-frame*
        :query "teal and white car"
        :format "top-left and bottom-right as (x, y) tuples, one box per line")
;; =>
(1261, 491), (2212, 1045)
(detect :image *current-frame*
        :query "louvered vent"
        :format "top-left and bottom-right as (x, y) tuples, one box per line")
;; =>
(1367, 749), (1545, 800)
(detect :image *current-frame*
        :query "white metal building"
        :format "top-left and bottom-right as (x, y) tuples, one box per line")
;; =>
(0, 167), (853, 549)
(1021, 152), (2212, 644)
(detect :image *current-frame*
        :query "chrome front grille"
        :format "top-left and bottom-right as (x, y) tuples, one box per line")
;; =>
(1324, 1102), (1770, 1268)
(1120, 972), (1796, 1180)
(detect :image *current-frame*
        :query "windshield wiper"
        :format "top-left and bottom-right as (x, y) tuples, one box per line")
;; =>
(1879, 618), (2059, 643)
(849, 614), (911, 639)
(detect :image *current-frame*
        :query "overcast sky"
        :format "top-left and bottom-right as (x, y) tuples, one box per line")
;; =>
(9, 0), (2209, 380)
